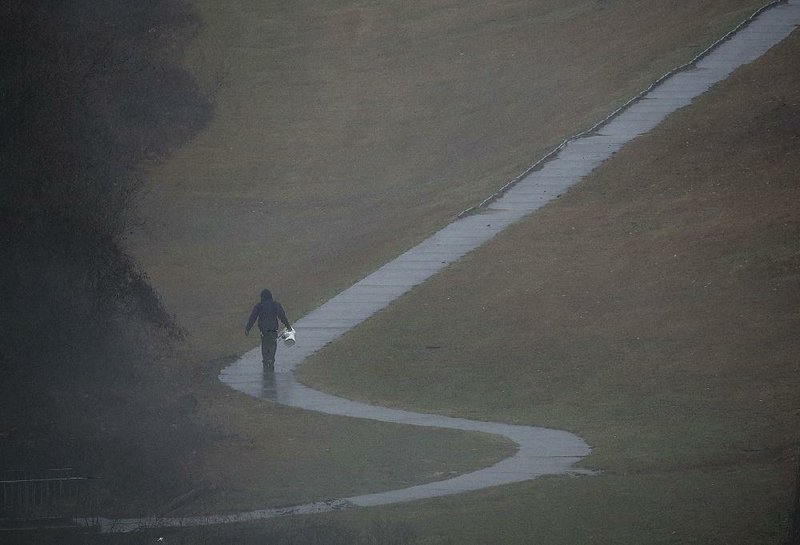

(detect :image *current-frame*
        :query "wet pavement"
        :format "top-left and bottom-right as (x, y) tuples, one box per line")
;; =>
(222, 2), (800, 386)
(87, 2), (800, 532)
(228, 367), (591, 504)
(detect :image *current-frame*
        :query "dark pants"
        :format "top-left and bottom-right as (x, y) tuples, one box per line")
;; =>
(261, 331), (278, 369)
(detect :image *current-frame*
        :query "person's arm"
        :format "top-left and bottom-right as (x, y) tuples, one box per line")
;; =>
(245, 304), (259, 335)
(276, 303), (292, 330)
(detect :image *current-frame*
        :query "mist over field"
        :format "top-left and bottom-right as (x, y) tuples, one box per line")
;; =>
(1, 1), (798, 543)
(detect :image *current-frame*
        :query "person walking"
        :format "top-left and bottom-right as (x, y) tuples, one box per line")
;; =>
(245, 289), (293, 371)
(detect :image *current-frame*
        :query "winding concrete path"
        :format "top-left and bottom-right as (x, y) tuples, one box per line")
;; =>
(87, 1), (800, 532)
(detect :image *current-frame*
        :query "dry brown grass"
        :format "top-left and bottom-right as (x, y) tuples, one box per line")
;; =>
(127, 0), (764, 359)
(299, 29), (800, 543)
(124, 0), (781, 523)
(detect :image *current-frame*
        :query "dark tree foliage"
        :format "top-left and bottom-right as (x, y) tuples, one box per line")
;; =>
(0, 0), (212, 378)
(0, 1), (213, 507)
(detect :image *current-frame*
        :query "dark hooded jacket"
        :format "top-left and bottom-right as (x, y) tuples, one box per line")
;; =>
(246, 289), (291, 334)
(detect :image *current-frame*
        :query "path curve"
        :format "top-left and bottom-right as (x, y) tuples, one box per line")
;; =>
(86, 1), (800, 532)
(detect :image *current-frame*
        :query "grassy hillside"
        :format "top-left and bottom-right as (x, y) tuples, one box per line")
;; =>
(299, 29), (800, 544)
(126, 0), (765, 360)
(0, 0), (517, 525)
(4, 0), (789, 538)
(0, 0), (214, 513)
(114, 0), (787, 528)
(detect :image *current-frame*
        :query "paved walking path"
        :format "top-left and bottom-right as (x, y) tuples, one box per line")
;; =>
(88, 1), (800, 532)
